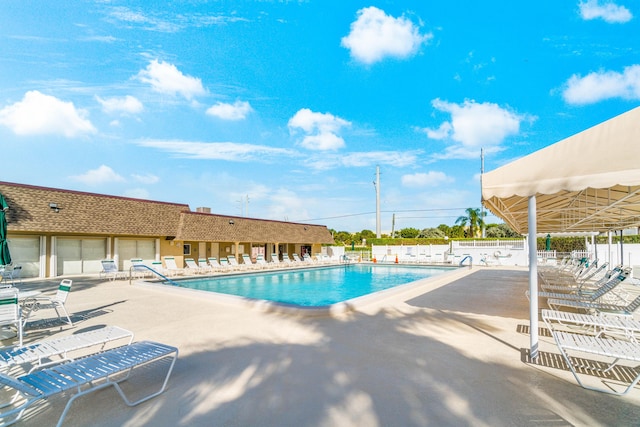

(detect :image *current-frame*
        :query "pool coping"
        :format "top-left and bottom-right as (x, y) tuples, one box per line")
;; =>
(133, 264), (474, 317)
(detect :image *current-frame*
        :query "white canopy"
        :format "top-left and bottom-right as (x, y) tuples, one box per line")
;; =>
(481, 106), (640, 358)
(482, 106), (640, 234)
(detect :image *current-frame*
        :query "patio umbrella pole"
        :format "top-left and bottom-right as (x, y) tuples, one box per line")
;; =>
(0, 193), (11, 267)
(528, 195), (538, 359)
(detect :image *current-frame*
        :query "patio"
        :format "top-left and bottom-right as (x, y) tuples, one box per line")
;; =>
(5, 266), (640, 426)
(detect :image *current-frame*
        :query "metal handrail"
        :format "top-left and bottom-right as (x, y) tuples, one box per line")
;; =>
(129, 265), (180, 286)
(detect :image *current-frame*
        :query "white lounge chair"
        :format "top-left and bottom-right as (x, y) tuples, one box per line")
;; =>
(130, 259), (152, 279)
(0, 288), (22, 347)
(197, 258), (213, 274)
(547, 293), (640, 317)
(100, 260), (126, 281)
(184, 258), (204, 274)
(0, 325), (134, 371)
(0, 340), (178, 426)
(226, 255), (244, 270)
(207, 257), (226, 272)
(269, 253), (282, 268)
(540, 263), (615, 292)
(547, 331), (640, 395)
(533, 269), (630, 309)
(0, 265), (21, 286)
(240, 254), (259, 270)
(254, 254), (270, 269)
(22, 279), (73, 327)
(542, 309), (640, 343)
(281, 253), (293, 265)
(218, 257), (235, 272)
(163, 257), (185, 276)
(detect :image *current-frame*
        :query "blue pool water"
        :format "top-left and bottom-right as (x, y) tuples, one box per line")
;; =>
(176, 264), (453, 307)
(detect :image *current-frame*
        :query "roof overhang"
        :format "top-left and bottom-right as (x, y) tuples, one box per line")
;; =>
(482, 107), (640, 234)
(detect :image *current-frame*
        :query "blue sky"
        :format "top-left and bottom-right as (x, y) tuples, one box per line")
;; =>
(1, 1), (639, 232)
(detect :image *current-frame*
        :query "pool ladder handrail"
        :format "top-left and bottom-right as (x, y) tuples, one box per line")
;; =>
(129, 264), (180, 286)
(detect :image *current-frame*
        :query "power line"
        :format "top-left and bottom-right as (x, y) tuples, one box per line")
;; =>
(293, 207), (477, 223)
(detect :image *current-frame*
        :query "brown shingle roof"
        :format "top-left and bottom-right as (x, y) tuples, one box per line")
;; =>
(0, 182), (188, 237)
(177, 212), (334, 243)
(0, 181), (335, 244)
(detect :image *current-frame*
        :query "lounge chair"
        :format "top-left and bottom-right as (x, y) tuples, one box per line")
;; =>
(254, 254), (270, 269)
(547, 293), (640, 317)
(534, 268), (630, 309)
(198, 258), (213, 274)
(0, 265), (21, 286)
(130, 259), (152, 279)
(269, 253), (282, 268)
(540, 263), (615, 292)
(292, 253), (302, 263)
(0, 325), (134, 370)
(226, 255), (244, 270)
(163, 257), (185, 276)
(281, 253), (293, 265)
(21, 279), (73, 327)
(0, 288), (22, 347)
(0, 340), (178, 426)
(240, 254), (258, 270)
(207, 257), (225, 272)
(545, 330), (640, 395)
(218, 257), (235, 272)
(542, 309), (640, 343)
(100, 260), (126, 281)
(184, 258), (204, 274)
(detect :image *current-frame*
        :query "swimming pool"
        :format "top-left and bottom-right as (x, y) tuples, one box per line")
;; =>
(175, 264), (454, 307)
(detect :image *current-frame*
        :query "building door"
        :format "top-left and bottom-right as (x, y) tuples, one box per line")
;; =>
(6, 236), (40, 278)
(56, 238), (106, 275)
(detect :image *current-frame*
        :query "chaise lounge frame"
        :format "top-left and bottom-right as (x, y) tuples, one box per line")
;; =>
(0, 340), (178, 426)
(549, 331), (640, 395)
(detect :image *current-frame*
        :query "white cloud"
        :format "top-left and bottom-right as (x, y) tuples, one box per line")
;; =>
(136, 60), (206, 100)
(424, 99), (529, 159)
(424, 122), (452, 140)
(401, 171), (453, 187)
(96, 95), (144, 114)
(131, 173), (160, 184)
(266, 188), (310, 222)
(70, 165), (125, 185)
(305, 150), (419, 171)
(206, 100), (253, 120)
(341, 6), (432, 65)
(579, 0), (632, 23)
(0, 90), (96, 137)
(562, 64), (640, 104)
(137, 139), (296, 162)
(109, 7), (181, 32)
(288, 108), (350, 151)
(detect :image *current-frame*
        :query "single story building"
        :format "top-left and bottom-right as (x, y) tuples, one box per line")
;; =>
(0, 181), (334, 278)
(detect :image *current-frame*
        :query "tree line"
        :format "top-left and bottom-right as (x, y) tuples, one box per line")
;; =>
(331, 208), (520, 246)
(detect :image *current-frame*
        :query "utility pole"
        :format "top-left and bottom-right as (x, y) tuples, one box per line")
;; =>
(374, 165), (381, 238)
(481, 148), (486, 238)
(391, 213), (395, 238)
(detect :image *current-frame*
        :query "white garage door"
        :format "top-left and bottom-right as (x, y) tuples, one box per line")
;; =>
(7, 236), (40, 278)
(56, 238), (106, 275)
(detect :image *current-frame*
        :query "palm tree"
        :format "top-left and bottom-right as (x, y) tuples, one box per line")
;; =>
(455, 207), (486, 238)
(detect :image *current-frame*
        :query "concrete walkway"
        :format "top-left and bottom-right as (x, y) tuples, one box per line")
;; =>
(6, 266), (640, 426)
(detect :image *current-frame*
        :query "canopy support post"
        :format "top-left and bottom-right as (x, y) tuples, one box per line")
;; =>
(528, 195), (539, 359)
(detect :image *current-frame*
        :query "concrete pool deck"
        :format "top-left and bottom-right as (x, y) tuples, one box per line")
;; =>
(5, 266), (640, 426)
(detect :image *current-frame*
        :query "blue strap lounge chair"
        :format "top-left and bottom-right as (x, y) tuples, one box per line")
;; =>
(0, 341), (178, 426)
